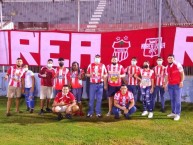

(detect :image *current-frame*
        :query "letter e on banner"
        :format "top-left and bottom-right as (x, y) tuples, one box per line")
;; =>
(40, 32), (70, 66)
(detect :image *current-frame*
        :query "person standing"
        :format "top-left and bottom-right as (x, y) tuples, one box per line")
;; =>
(54, 58), (69, 95)
(135, 61), (154, 118)
(4, 58), (25, 116)
(68, 61), (85, 116)
(165, 54), (185, 121)
(86, 54), (107, 118)
(113, 84), (136, 119)
(105, 56), (125, 116)
(38, 59), (55, 115)
(124, 57), (141, 104)
(153, 57), (167, 112)
(22, 64), (35, 113)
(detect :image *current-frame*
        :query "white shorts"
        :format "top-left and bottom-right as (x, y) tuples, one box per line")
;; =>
(40, 86), (54, 99)
(54, 106), (67, 112)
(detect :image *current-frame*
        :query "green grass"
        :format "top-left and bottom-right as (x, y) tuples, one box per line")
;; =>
(0, 97), (193, 145)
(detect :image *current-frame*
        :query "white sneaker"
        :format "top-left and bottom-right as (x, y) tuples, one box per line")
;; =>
(141, 111), (148, 116)
(119, 111), (122, 116)
(174, 115), (180, 121)
(167, 113), (176, 118)
(148, 112), (153, 118)
(106, 112), (111, 116)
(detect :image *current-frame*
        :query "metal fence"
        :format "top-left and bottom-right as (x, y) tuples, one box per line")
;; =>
(0, 0), (193, 31)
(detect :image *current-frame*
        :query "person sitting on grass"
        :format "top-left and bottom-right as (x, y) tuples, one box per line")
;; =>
(112, 84), (136, 119)
(52, 85), (79, 120)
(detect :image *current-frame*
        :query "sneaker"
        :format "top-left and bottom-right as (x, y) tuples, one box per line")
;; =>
(96, 114), (102, 118)
(46, 108), (52, 113)
(174, 115), (180, 121)
(29, 109), (34, 114)
(65, 114), (72, 119)
(6, 112), (11, 117)
(57, 113), (63, 120)
(167, 113), (176, 118)
(119, 111), (122, 116)
(15, 110), (23, 113)
(114, 116), (120, 119)
(38, 109), (45, 115)
(160, 108), (165, 113)
(141, 111), (148, 116)
(26, 107), (30, 111)
(106, 112), (112, 116)
(86, 114), (92, 118)
(148, 112), (154, 118)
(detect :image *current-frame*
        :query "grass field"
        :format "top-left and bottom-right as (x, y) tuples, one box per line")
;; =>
(0, 96), (193, 145)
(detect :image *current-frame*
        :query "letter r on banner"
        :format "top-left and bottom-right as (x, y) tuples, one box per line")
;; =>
(173, 28), (193, 64)
(10, 31), (39, 65)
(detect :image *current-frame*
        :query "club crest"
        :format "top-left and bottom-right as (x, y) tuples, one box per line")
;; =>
(141, 37), (165, 58)
(112, 36), (131, 62)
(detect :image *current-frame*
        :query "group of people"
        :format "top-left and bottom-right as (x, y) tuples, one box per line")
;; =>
(4, 54), (184, 121)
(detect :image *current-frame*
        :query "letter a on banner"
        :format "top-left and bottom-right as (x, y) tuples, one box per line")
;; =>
(71, 33), (101, 67)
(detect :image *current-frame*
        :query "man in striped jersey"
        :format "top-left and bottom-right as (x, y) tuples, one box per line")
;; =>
(123, 57), (141, 104)
(4, 58), (25, 116)
(153, 57), (167, 112)
(105, 56), (125, 116)
(86, 54), (107, 118)
(54, 58), (69, 96)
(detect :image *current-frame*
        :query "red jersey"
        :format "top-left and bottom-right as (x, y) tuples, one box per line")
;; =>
(68, 69), (84, 89)
(138, 69), (154, 88)
(166, 61), (183, 85)
(106, 64), (125, 86)
(87, 63), (107, 83)
(7, 66), (24, 87)
(54, 92), (75, 105)
(54, 67), (69, 90)
(114, 90), (134, 107)
(38, 67), (55, 87)
(125, 65), (141, 85)
(153, 65), (167, 86)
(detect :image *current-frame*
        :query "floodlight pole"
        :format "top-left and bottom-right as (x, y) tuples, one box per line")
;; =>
(78, 0), (80, 32)
(158, 0), (162, 57)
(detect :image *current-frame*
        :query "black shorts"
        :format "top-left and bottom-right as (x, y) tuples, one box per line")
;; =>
(107, 85), (121, 97)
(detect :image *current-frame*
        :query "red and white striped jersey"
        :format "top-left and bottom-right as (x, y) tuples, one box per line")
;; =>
(67, 69), (85, 89)
(7, 66), (24, 87)
(106, 64), (125, 86)
(87, 63), (107, 83)
(125, 65), (141, 85)
(138, 69), (154, 88)
(55, 67), (69, 90)
(153, 65), (167, 86)
(114, 90), (134, 107)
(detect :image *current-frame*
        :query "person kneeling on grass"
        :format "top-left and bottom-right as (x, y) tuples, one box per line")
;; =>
(52, 85), (79, 120)
(112, 84), (136, 119)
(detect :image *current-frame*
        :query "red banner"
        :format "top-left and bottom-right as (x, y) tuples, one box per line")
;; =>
(0, 27), (193, 68)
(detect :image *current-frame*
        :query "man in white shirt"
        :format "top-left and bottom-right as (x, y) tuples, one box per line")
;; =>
(22, 64), (35, 113)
